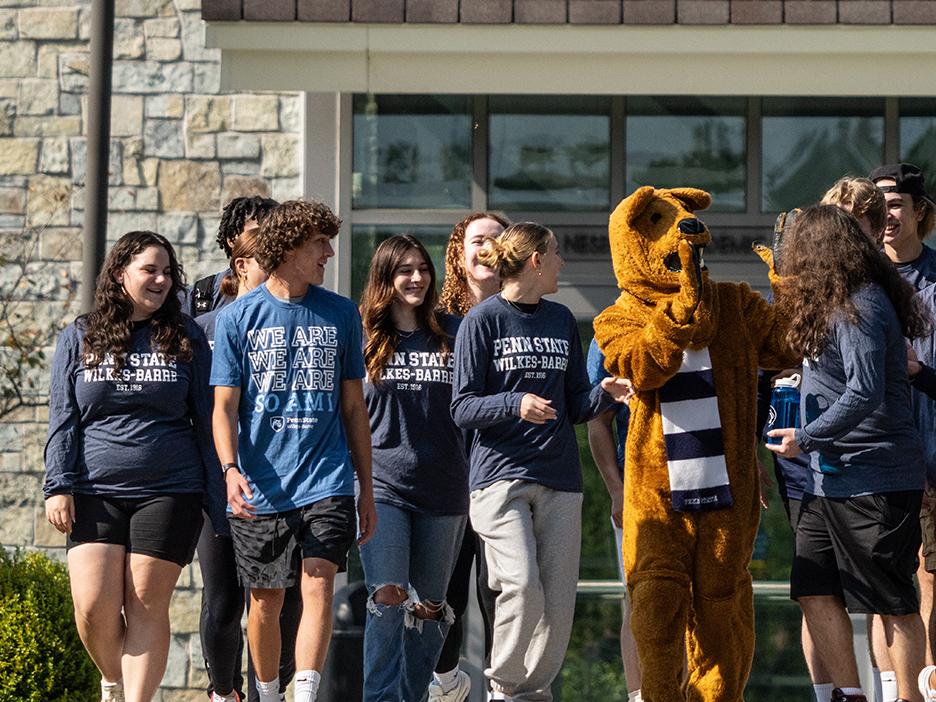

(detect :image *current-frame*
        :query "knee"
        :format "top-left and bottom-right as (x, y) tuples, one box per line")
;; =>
(251, 588), (286, 620)
(372, 584), (408, 607)
(412, 598), (452, 623)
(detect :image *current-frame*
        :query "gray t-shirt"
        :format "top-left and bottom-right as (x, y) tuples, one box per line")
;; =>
(795, 283), (924, 497)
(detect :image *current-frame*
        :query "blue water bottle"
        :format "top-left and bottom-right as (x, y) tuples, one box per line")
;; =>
(766, 374), (800, 445)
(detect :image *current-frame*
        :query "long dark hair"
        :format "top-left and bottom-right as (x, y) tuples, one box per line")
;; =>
(360, 235), (450, 383)
(83, 231), (192, 369)
(439, 212), (510, 315)
(777, 205), (930, 357)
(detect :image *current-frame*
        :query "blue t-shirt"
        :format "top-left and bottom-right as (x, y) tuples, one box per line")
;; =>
(585, 338), (628, 476)
(795, 284), (924, 497)
(365, 314), (467, 515)
(451, 295), (614, 493)
(210, 284), (365, 515)
(44, 318), (220, 506)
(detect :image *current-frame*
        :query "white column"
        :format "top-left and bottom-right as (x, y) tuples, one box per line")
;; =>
(301, 91), (353, 297)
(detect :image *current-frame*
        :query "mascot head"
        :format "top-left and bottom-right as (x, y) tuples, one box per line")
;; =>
(609, 186), (712, 292)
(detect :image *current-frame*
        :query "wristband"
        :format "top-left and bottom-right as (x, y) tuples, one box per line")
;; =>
(221, 462), (239, 476)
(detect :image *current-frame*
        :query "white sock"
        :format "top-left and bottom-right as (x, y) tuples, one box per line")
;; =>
(880, 670), (898, 702)
(627, 690), (643, 702)
(814, 682), (834, 702)
(872, 668), (883, 702)
(294, 669), (321, 702)
(841, 688), (865, 698)
(434, 666), (460, 692)
(256, 677), (280, 702)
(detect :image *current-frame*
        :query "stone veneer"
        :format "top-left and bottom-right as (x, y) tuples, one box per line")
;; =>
(0, 1), (302, 698)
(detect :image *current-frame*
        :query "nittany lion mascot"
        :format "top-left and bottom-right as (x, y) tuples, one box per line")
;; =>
(593, 186), (795, 702)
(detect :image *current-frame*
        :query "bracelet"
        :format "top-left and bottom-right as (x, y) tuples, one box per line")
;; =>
(221, 462), (239, 476)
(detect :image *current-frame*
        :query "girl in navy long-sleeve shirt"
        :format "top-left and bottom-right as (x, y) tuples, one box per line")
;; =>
(450, 222), (628, 701)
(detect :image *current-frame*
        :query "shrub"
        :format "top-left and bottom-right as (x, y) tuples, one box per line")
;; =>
(0, 548), (97, 702)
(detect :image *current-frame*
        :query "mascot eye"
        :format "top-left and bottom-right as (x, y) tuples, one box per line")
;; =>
(649, 212), (662, 224)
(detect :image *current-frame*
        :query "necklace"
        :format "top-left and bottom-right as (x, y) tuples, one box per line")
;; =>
(396, 328), (418, 338)
(503, 296), (540, 314)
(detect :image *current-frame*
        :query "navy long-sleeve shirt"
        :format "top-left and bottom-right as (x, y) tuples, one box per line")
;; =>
(451, 295), (615, 493)
(795, 283), (924, 497)
(43, 317), (228, 534)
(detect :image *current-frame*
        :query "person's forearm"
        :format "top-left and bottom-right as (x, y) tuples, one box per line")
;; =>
(345, 402), (373, 492)
(588, 419), (624, 496)
(212, 392), (240, 466)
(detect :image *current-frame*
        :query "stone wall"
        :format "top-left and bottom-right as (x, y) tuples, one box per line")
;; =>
(0, 1), (302, 698)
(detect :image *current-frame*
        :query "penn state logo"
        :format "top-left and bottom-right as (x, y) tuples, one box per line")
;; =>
(270, 416), (286, 433)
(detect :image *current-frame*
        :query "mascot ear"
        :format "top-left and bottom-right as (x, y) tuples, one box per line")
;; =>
(617, 186), (657, 229)
(669, 188), (712, 213)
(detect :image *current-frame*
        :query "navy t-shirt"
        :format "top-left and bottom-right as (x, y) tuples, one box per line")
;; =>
(210, 284), (365, 515)
(896, 244), (936, 291)
(585, 338), (628, 476)
(451, 295), (615, 493)
(44, 317), (216, 500)
(365, 314), (467, 515)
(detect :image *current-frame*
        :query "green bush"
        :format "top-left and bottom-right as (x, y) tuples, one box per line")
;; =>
(0, 548), (97, 702)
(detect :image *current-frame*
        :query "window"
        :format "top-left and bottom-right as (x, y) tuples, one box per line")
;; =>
(488, 96), (612, 211)
(350, 225), (451, 300)
(352, 95), (472, 209)
(761, 98), (884, 212)
(626, 96), (746, 213)
(900, 99), (936, 194)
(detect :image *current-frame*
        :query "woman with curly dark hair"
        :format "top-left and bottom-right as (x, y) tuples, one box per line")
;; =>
(358, 234), (467, 702)
(766, 205), (931, 702)
(44, 231), (224, 702)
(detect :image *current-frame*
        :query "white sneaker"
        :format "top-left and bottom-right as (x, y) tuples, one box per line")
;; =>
(210, 692), (241, 702)
(100, 680), (124, 702)
(428, 670), (471, 702)
(920, 665), (936, 702)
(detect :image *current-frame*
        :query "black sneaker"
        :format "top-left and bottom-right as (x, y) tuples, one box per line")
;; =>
(831, 689), (868, 702)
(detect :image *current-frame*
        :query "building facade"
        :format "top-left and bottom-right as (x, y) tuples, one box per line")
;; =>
(3, 0), (936, 698)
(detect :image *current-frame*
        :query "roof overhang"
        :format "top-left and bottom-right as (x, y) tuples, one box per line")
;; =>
(206, 22), (936, 95)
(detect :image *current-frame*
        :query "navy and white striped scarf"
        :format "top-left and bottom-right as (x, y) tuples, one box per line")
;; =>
(660, 348), (732, 512)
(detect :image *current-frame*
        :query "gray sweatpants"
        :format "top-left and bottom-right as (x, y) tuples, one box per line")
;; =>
(469, 479), (582, 702)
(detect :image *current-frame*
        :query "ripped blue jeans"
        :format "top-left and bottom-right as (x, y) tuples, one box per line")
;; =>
(359, 502), (467, 702)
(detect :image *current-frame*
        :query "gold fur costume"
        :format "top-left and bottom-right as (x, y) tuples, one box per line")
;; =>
(593, 186), (795, 702)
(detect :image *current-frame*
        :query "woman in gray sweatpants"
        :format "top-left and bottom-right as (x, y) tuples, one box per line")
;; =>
(450, 222), (628, 701)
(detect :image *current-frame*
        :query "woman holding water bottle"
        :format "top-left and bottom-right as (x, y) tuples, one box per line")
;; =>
(766, 204), (931, 702)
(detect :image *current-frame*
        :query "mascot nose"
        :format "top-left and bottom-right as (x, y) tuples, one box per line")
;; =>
(678, 218), (705, 235)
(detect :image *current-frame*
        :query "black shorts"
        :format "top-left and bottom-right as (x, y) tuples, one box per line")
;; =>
(228, 495), (357, 589)
(790, 491), (922, 615)
(67, 493), (204, 567)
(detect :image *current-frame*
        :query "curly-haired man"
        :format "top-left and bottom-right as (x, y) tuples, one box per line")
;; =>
(211, 199), (376, 702)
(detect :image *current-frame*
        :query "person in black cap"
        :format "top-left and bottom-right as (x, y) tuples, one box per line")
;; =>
(869, 163), (936, 290)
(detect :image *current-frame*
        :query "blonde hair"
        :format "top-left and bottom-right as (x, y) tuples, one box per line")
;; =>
(821, 176), (886, 238)
(476, 222), (552, 280)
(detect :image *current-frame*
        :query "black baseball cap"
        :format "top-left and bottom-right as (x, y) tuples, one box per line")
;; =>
(869, 162), (936, 207)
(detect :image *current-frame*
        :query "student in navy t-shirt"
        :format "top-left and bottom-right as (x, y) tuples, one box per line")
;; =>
(451, 222), (630, 701)
(211, 200), (376, 702)
(357, 234), (468, 702)
(44, 231), (225, 702)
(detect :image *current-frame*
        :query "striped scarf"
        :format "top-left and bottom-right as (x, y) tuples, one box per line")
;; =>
(660, 348), (732, 512)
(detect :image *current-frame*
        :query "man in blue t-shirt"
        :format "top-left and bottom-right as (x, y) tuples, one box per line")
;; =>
(211, 199), (376, 702)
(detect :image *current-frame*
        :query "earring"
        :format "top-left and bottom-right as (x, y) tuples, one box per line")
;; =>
(537, 268), (542, 276)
